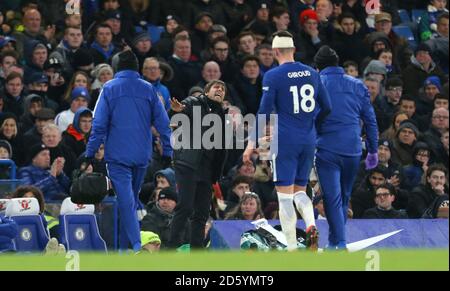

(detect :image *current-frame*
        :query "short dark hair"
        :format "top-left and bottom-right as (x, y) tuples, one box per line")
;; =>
(204, 79), (226, 95)
(5, 71), (23, 83)
(0, 50), (19, 64)
(369, 165), (388, 179)
(386, 77), (403, 89)
(271, 6), (289, 19)
(255, 43), (272, 56)
(212, 36), (230, 48)
(434, 93), (448, 102)
(79, 110), (93, 119)
(95, 23), (112, 35)
(343, 60), (358, 69)
(400, 94), (416, 105)
(172, 25), (189, 37)
(240, 55), (260, 69)
(237, 31), (256, 43)
(375, 48), (393, 60)
(64, 25), (82, 35)
(376, 183), (397, 196)
(437, 12), (449, 23)
(426, 164), (448, 179)
(338, 12), (357, 23)
(232, 175), (254, 188)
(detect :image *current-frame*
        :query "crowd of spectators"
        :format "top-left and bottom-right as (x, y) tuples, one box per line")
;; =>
(0, 0), (448, 248)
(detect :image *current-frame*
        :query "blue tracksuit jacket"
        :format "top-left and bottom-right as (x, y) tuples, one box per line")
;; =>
(86, 70), (172, 165)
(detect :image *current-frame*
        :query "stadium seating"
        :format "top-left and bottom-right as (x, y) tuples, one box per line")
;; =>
(398, 9), (411, 24)
(411, 9), (426, 23)
(5, 198), (49, 252)
(59, 198), (107, 252)
(392, 25), (418, 50)
(134, 25), (165, 44)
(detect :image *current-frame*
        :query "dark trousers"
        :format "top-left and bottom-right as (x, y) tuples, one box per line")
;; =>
(169, 165), (212, 249)
(315, 149), (360, 248)
(107, 162), (147, 252)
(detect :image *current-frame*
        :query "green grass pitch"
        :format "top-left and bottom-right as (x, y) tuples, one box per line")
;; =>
(0, 249), (448, 271)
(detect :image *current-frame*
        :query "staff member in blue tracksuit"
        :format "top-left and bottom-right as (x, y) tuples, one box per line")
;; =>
(314, 46), (379, 250)
(85, 50), (173, 253)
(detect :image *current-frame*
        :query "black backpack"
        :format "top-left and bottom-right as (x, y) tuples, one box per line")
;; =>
(70, 172), (109, 204)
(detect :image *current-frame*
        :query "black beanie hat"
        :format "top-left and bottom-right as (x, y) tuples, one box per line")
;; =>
(158, 187), (178, 203)
(112, 50), (139, 72)
(314, 45), (339, 70)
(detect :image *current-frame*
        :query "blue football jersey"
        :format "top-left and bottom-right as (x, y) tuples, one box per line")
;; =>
(258, 62), (331, 145)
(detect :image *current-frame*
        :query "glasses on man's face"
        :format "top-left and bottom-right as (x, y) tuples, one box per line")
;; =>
(432, 115), (449, 120)
(214, 48), (229, 52)
(376, 192), (391, 198)
(388, 87), (402, 92)
(143, 67), (160, 71)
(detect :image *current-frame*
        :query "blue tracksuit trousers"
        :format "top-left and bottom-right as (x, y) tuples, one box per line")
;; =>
(315, 149), (360, 248)
(107, 163), (147, 252)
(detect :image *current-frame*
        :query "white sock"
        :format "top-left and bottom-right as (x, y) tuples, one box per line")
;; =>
(277, 192), (298, 251)
(294, 191), (316, 228)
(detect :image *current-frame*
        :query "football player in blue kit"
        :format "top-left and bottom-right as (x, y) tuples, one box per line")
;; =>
(243, 31), (332, 251)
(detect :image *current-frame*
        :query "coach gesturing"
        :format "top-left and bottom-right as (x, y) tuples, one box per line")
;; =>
(168, 80), (229, 249)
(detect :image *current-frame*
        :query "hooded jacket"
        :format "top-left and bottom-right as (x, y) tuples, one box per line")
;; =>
(402, 55), (446, 97)
(23, 40), (46, 78)
(153, 168), (176, 190)
(351, 173), (378, 218)
(402, 142), (430, 191)
(62, 107), (92, 158)
(19, 94), (42, 133)
(391, 137), (416, 166)
(86, 70), (172, 166)
(317, 67), (378, 156)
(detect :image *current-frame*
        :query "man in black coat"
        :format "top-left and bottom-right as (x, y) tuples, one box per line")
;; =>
(166, 35), (202, 100)
(141, 187), (189, 248)
(408, 164), (449, 218)
(362, 183), (408, 219)
(168, 80), (229, 249)
(351, 165), (388, 218)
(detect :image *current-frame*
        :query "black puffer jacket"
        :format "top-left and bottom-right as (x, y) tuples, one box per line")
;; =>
(408, 184), (449, 218)
(169, 94), (229, 183)
(141, 202), (175, 248)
